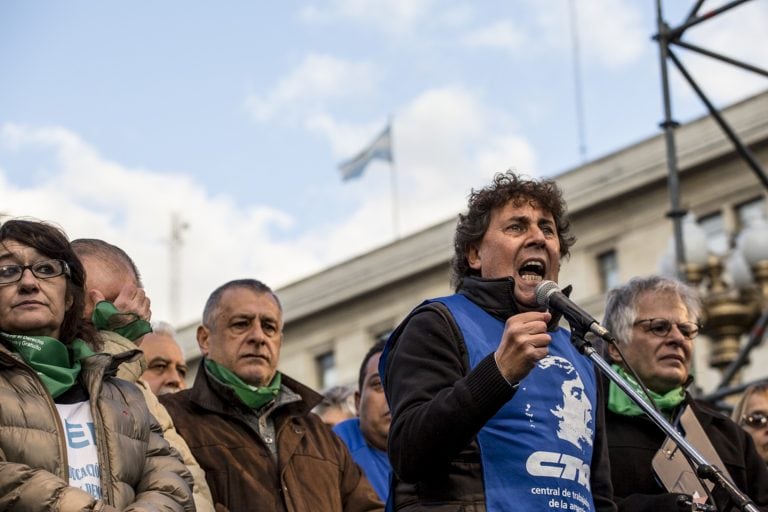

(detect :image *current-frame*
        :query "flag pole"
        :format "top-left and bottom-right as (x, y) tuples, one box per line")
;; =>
(389, 117), (400, 239)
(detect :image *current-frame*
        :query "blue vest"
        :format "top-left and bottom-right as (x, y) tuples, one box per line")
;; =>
(333, 418), (391, 503)
(433, 294), (598, 512)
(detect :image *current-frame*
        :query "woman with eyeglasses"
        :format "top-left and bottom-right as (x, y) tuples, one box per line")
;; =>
(0, 219), (194, 511)
(732, 383), (768, 465)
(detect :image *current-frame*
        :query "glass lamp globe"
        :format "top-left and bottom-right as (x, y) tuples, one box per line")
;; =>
(738, 216), (768, 266)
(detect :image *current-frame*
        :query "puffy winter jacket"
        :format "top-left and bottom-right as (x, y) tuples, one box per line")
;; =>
(0, 342), (195, 512)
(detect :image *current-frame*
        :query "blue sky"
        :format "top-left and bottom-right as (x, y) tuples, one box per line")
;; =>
(1, 0), (766, 325)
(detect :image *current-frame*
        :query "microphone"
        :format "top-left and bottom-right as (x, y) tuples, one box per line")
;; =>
(535, 280), (615, 342)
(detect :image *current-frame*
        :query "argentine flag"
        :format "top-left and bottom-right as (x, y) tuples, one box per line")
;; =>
(338, 124), (393, 181)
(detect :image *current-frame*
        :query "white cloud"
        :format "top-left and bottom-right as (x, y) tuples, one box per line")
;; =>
(460, 20), (527, 52)
(670, 0), (768, 106)
(245, 53), (377, 122)
(526, 0), (647, 68)
(0, 124), (307, 326)
(308, 85), (537, 234)
(0, 85), (537, 326)
(394, 87), (537, 229)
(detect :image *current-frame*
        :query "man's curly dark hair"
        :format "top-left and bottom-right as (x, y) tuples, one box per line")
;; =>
(449, 172), (576, 290)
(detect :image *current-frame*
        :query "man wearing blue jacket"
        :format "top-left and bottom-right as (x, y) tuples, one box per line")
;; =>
(382, 172), (615, 511)
(334, 339), (392, 502)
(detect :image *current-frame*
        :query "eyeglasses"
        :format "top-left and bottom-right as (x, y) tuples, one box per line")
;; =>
(633, 318), (701, 340)
(742, 412), (768, 429)
(0, 259), (70, 285)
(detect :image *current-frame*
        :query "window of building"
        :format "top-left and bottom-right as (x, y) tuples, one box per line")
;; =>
(315, 350), (336, 390)
(695, 197), (765, 252)
(597, 250), (619, 293)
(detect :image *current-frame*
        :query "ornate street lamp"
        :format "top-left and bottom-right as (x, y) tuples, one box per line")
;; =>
(665, 215), (768, 375)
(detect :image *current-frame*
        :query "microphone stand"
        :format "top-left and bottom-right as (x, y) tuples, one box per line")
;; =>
(569, 328), (759, 512)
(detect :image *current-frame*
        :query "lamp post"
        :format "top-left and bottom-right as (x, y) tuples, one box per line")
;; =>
(676, 215), (768, 375)
(739, 217), (768, 302)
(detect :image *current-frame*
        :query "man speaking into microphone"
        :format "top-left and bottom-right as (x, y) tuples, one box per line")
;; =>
(381, 172), (615, 511)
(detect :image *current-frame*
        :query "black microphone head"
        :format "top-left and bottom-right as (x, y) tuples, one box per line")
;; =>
(535, 280), (559, 308)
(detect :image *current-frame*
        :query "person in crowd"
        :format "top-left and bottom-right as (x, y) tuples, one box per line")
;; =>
(72, 237), (214, 511)
(314, 384), (357, 426)
(160, 278), (383, 511)
(382, 172), (616, 511)
(140, 321), (188, 395)
(0, 218), (193, 510)
(732, 382), (768, 465)
(71, 237), (151, 337)
(334, 339), (392, 502)
(603, 275), (768, 511)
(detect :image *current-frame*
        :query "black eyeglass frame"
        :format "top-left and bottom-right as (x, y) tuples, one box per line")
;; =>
(0, 259), (71, 285)
(633, 318), (701, 340)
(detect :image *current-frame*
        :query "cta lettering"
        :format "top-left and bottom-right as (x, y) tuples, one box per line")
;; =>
(526, 451), (591, 489)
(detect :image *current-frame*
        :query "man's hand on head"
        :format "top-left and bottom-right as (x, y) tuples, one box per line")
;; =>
(88, 286), (154, 343)
(494, 311), (552, 384)
(112, 283), (152, 322)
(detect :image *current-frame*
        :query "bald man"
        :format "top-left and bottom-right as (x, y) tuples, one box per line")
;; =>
(72, 238), (150, 337)
(72, 238), (214, 512)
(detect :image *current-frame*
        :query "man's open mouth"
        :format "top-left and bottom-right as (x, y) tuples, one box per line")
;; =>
(518, 260), (545, 282)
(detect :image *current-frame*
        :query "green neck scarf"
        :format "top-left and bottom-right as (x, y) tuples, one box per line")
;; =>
(3, 333), (94, 398)
(205, 358), (281, 410)
(608, 363), (686, 417)
(91, 300), (152, 342)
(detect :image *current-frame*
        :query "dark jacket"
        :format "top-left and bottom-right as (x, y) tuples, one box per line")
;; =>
(607, 394), (768, 512)
(161, 363), (383, 512)
(382, 276), (616, 511)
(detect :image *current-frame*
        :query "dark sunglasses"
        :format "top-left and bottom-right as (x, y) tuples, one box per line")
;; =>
(742, 412), (768, 429)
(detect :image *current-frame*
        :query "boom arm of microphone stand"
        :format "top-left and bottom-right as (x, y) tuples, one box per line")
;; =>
(568, 329), (760, 512)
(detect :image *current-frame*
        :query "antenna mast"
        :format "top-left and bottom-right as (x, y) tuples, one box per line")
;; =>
(169, 212), (189, 324)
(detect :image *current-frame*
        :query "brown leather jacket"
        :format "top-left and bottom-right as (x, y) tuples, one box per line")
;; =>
(161, 363), (383, 512)
(0, 342), (194, 511)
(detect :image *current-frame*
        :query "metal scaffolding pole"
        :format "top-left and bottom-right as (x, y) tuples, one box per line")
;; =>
(654, 0), (768, 394)
(654, 0), (768, 274)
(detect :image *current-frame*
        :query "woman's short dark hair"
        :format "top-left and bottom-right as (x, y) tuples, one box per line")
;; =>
(0, 219), (100, 348)
(450, 172), (576, 290)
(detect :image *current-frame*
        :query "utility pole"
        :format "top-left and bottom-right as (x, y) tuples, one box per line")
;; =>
(169, 212), (189, 324)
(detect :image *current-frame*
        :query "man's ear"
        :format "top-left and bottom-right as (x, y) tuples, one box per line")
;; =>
(197, 325), (211, 356)
(467, 244), (482, 271)
(606, 342), (622, 364)
(354, 391), (361, 416)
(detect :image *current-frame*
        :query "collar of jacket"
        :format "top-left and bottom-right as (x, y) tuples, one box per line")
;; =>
(189, 358), (325, 417)
(99, 330), (148, 379)
(89, 349), (143, 378)
(458, 275), (570, 332)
